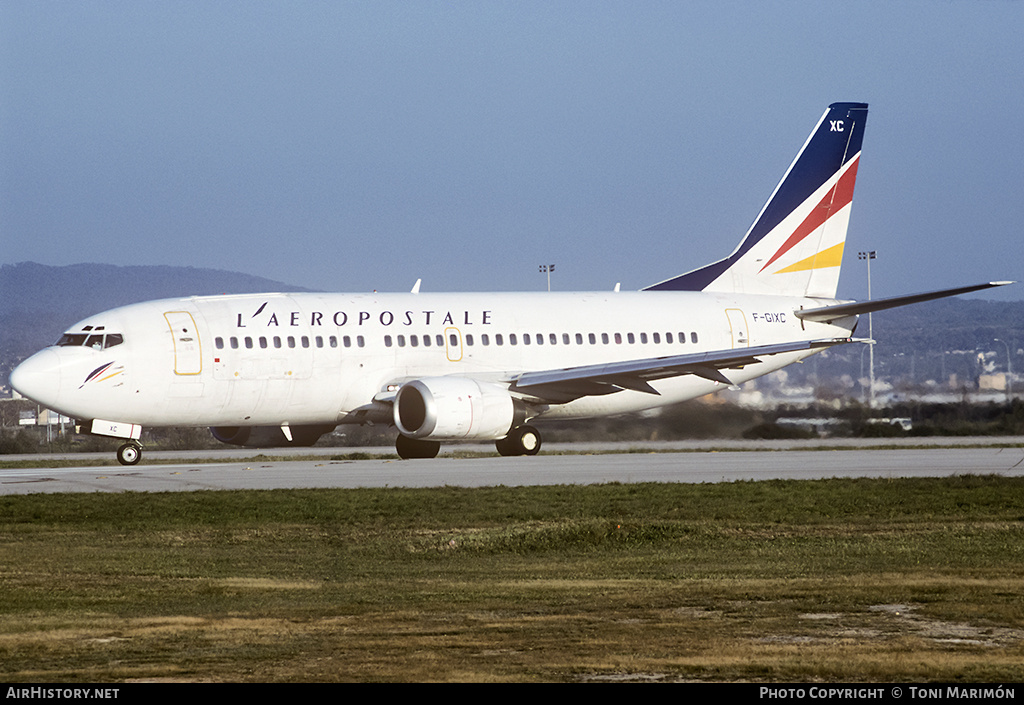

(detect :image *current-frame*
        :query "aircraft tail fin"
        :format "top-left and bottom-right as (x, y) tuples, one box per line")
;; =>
(645, 102), (868, 298)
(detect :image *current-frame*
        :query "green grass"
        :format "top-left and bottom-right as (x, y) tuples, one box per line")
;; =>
(2, 476), (1024, 681)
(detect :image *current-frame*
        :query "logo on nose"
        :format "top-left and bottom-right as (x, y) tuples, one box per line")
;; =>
(80, 361), (123, 389)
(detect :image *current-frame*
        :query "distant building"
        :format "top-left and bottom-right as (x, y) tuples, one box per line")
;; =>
(979, 373), (1007, 392)
(19, 409), (72, 426)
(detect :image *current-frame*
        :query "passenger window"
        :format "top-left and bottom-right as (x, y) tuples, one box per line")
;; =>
(384, 335), (393, 348)
(588, 333), (596, 344)
(575, 333), (583, 345)
(510, 334), (517, 345)
(640, 332), (648, 344)
(230, 337), (239, 349)
(601, 333), (609, 344)
(422, 335), (431, 347)
(466, 334), (474, 346)
(691, 332), (698, 344)
(410, 335), (419, 347)
(666, 332), (674, 344)
(449, 334), (458, 347)
(495, 334), (503, 346)
(481, 334), (489, 346)
(358, 336), (365, 348)
(627, 333), (635, 344)
(259, 337), (268, 349)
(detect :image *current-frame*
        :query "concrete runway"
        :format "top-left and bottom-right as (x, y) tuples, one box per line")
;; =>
(2, 439), (1023, 494)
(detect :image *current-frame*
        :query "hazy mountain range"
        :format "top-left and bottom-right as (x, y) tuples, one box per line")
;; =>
(1, 262), (313, 379)
(2, 262), (1021, 390)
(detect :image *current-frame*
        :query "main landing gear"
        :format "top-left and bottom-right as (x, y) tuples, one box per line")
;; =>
(116, 441), (143, 466)
(495, 425), (541, 457)
(395, 435), (441, 460)
(394, 425), (542, 459)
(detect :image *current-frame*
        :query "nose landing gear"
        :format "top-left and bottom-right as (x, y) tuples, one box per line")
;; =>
(116, 441), (143, 466)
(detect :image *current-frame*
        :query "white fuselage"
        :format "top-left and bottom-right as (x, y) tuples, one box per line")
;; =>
(11, 290), (855, 430)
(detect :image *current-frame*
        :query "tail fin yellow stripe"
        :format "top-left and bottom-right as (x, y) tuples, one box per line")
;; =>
(774, 242), (845, 274)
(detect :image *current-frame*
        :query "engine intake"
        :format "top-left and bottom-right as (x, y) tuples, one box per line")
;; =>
(395, 377), (515, 441)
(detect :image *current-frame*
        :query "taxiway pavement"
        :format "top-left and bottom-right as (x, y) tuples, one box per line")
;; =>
(2, 439), (1023, 495)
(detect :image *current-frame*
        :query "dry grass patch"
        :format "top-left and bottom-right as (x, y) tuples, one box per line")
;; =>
(2, 477), (1024, 681)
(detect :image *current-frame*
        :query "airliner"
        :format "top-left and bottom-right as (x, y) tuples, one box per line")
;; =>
(9, 102), (1012, 465)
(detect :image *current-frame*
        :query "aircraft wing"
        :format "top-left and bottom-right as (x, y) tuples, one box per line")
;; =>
(507, 337), (858, 403)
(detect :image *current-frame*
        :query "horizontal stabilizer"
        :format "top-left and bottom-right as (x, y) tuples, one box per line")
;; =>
(795, 281), (1015, 323)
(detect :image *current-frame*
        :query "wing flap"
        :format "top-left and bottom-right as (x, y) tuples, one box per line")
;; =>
(509, 337), (857, 402)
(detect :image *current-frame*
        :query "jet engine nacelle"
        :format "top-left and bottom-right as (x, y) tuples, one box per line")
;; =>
(394, 377), (515, 441)
(209, 424), (336, 448)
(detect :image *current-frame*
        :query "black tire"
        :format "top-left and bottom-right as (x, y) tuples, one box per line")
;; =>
(395, 435), (441, 459)
(495, 435), (516, 456)
(116, 442), (142, 466)
(495, 425), (542, 456)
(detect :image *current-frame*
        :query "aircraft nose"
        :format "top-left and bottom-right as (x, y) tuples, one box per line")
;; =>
(9, 349), (63, 406)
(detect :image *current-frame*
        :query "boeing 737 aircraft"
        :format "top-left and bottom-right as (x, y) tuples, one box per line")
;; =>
(9, 102), (1012, 464)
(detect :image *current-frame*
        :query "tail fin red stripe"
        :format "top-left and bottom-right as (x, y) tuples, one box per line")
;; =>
(758, 156), (860, 273)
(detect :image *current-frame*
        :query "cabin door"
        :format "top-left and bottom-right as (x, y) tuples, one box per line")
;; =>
(725, 308), (749, 348)
(444, 327), (463, 362)
(164, 311), (203, 375)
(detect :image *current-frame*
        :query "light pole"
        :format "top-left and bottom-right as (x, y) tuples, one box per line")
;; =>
(995, 338), (1013, 400)
(539, 264), (555, 292)
(858, 251), (876, 406)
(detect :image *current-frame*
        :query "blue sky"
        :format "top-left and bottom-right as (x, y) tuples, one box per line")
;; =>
(2, 1), (1022, 300)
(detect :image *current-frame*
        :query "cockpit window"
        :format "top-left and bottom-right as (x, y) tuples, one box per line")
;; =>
(57, 332), (124, 349)
(57, 333), (88, 347)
